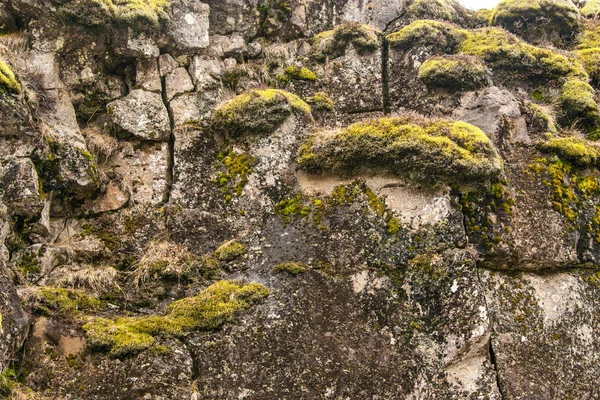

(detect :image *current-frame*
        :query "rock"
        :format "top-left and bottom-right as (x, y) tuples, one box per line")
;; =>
(136, 58), (162, 93)
(165, 67), (194, 101)
(0, 158), (44, 219)
(188, 55), (223, 90)
(0, 2), (16, 33)
(158, 53), (179, 77)
(113, 28), (160, 58)
(168, 0), (210, 51)
(104, 141), (170, 205)
(107, 90), (171, 141)
(169, 90), (220, 126)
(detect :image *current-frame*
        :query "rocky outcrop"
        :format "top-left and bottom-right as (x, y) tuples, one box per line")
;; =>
(0, 0), (599, 399)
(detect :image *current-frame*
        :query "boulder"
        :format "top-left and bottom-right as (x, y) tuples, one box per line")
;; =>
(107, 90), (171, 141)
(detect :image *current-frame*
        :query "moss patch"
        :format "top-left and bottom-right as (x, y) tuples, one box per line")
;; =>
(297, 115), (503, 186)
(0, 60), (21, 94)
(213, 240), (247, 262)
(387, 20), (466, 52)
(83, 280), (269, 357)
(274, 262), (307, 274)
(60, 0), (170, 27)
(582, 0), (600, 19)
(211, 89), (312, 137)
(558, 79), (600, 130)
(214, 149), (258, 202)
(418, 54), (489, 90)
(29, 287), (103, 316)
(310, 92), (334, 111)
(282, 66), (318, 81)
(540, 136), (600, 167)
(491, 0), (581, 46)
(404, 0), (466, 22)
(311, 22), (380, 62)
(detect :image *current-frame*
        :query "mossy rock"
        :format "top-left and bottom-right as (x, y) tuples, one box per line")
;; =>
(274, 262), (307, 274)
(540, 136), (600, 167)
(297, 114), (503, 186)
(0, 60), (21, 95)
(418, 54), (490, 91)
(29, 287), (103, 316)
(404, 0), (468, 23)
(83, 280), (269, 357)
(213, 240), (247, 262)
(491, 0), (582, 46)
(558, 79), (600, 130)
(387, 20), (586, 83)
(58, 0), (170, 28)
(582, 0), (600, 19)
(311, 22), (380, 62)
(310, 92), (334, 112)
(576, 48), (600, 87)
(211, 89), (312, 137)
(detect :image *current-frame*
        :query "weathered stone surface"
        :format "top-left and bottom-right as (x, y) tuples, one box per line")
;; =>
(168, 0), (210, 51)
(107, 89), (171, 141)
(113, 28), (160, 58)
(165, 67), (194, 101)
(158, 53), (179, 77)
(169, 90), (221, 126)
(135, 58), (162, 93)
(0, 158), (43, 219)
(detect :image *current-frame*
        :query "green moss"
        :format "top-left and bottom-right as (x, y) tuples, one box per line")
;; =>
(404, 0), (466, 22)
(558, 79), (600, 130)
(297, 115), (503, 186)
(418, 54), (489, 90)
(214, 150), (258, 201)
(274, 262), (307, 274)
(311, 22), (380, 62)
(576, 48), (600, 87)
(491, 0), (581, 45)
(30, 287), (103, 316)
(540, 136), (600, 167)
(60, 0), (169, 27)
(84, 280), (269, 357)
(310, 92), (334, 112)
(577, 21), (600, 49)
(275, 194), (311, 224)
(387, 20), (586, 82)
(257, 0), (292, 36)
(211, 89), (312, 137)
(283, 66), (318, 81)
(526, 102), (558, 133)
(582, 0), (600, 18)
(0, 60), (21, 94)
(386, 20), (466, 52)
(213, 240), (247, 262)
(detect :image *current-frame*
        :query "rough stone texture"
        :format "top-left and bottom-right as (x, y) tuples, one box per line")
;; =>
(0, 158), (44, 219)
(135, 58), (162, 93)
(165, 67), (194, 101)
(107, 89), (171, 141)
(168, 0), (210, 51)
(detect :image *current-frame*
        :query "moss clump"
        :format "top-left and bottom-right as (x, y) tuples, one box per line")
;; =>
(576, 48), (600, 87)
(275, 194), (311, 224)
(0, 60), (21, 94)
(213, 240), (247, 262)
(211, 89), (312, 137)
(540, 136), (600, 167)
(418, 54), (489, 90)
(282, 66), (318, 81)
(214, 150), (258, 202)
(312, 22), (380, 62)
(60, 0), (170, 27)
(558, 79), (600, 129)
(526, 102), (558, 133)
(582, 0), (600, 18)
(491, 0), (581, 46)
(387, 20), (466, 52)
(310, 92), (334, 112)
(404, 0), (467, 22)
(298, 115), (502, 186)
(83, 280), (269, 357)
(388, 20), (586, 82)
(274, 262), (307, 274)
(29, 287), (103, 316)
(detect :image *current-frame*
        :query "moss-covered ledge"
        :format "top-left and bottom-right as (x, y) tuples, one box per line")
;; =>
(297, 114), (503, 186)
(311, 22), (380, 62)
(211, 89), (313, 137)
(83, 280), (270, 357)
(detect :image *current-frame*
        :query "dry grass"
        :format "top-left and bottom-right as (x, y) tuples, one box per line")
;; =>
(83, 126), (119, 164)
(48, 266), (119, 295)
(130, 240), (198, 287)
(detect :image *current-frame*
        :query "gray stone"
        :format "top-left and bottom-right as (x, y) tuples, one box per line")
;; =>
(188, 55), (224, 90)
(158, 53), (179, 77)
(113, 28), (160, 58)
(165, 67), (194, 101)
(135, 58), (162, 93)
(0, 158), (44, 219)
(107, 89), (171, 141)
(168, 0), (210, 51)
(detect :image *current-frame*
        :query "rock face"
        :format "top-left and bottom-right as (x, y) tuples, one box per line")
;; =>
(0, 0), (600, 399)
